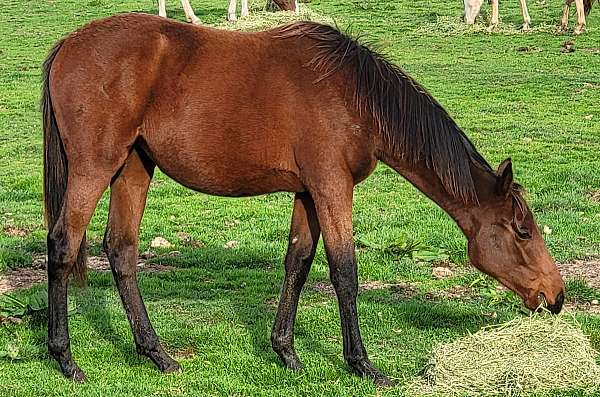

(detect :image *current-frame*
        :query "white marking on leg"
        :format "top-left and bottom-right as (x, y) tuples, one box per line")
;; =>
(181, 0), (201, 24)
(560, 2), (571, 30)
(490, 0), (499, 26)
(463, 0), (484, 24)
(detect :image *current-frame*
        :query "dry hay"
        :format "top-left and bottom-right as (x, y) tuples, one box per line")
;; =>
(213, 2), (334, 31)
(415, 15), (560, 37)
(410, 313), (600, 396)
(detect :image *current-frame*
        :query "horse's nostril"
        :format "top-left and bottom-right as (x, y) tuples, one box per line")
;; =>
(547, 291), (564, 315)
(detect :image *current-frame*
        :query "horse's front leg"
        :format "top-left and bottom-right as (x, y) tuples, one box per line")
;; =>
(310, 175), (392, 387)
(271, 192), (320, 371)
(574, 0), (586, 34)
(519, 0), (531, 30)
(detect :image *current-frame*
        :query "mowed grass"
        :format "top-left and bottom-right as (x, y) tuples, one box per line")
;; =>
(0, 0), (599, 395)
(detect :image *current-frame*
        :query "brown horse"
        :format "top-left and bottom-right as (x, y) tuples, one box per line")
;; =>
(41, 14), (565, 385)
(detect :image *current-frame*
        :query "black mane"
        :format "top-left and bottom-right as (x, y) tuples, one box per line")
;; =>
(276, 22), (494, 203)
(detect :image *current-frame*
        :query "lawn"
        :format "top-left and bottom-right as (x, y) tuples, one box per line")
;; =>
(0, 0), (599, 395)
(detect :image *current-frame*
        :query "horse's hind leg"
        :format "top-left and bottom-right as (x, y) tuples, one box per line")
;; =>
(272, 192), (320, 371)
(103, 148), (180, 373)
(48, 174), (114, 382)
(559, 0), (573, 31)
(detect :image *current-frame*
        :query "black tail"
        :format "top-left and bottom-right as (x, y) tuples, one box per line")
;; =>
(42, 39), (87, 286)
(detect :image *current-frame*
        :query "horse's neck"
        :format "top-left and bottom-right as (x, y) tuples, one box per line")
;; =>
(378, 150), (495, 238)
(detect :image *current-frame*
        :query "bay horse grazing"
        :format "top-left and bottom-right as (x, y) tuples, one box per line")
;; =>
(464, 0), (532, 30)
(41, 14), (565, 385)
(559, 0), (597, 34)
(158, 0), (298, 23)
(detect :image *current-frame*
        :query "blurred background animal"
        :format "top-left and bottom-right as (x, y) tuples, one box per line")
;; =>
(559, 0), (597, 34)
(463, 0), (531, 30)
(157, 0), (298, 23)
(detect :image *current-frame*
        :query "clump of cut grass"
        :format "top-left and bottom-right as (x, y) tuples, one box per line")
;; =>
(410, 313), (600, 396)
(214, 2), (334, 31)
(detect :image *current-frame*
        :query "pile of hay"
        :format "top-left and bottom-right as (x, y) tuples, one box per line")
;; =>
(214, 2), (334, 31)
(414, 15), (559, 36)
(411, 314), (600, 396)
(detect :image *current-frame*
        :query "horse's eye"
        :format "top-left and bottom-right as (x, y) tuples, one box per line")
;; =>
(512, 222), (532, 240)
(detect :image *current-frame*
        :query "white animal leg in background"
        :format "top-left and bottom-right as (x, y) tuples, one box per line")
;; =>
(241, 0), (249, 17)
(464, 0), (484, 24)
(158, 0), (167, 18)
(574, 0), (586, 34)
(559, 1), (571, 31)
(295, 0), (300, 14)
(228, 0), (237, 21)
(490, 0), (499, 26)
(519, 0), (531, 30)
(181, 0), (202, 24)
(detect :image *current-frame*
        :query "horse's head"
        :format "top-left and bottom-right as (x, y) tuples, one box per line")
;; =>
(464, 0), (484, 24)
(467, 159), (565, 313)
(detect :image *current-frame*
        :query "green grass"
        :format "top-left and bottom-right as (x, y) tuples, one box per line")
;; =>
(0, 0), (599, 395)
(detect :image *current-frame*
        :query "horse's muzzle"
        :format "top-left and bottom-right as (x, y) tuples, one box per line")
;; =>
(545, 291), (565, 314)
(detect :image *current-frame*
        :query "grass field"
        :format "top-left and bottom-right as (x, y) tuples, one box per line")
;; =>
(0, 0), (599, 395)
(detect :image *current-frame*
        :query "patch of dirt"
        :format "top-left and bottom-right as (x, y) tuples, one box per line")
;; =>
(0, 255), (175, 294)
(557, 260), (600, 289)
(312, 280), (398, 297)
(587, 189), (600, 203)
(564, 302), (600, 315)
(2, 225), (29, 238)
(312, 280), (420, 299)
(424, 285), (474, 301)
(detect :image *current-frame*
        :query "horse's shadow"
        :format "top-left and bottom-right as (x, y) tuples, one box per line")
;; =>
(70, 247), (494, 377)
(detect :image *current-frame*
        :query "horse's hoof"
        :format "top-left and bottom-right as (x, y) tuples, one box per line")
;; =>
(191, 18), (202, 25)
(60, 361), (87, 383)
(522, 23), (531, 31)
(227, 14), (237, 22)
(283, 355), (304, 372)
(573, 26), (584, 35)
(487, 23), (498, 32)
(275, 348), (304, 371)
(161, 360), (181, 374)
(349, 359), (394, 387)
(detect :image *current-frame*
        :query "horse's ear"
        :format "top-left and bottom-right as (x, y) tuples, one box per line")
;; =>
(496, 158), (513, 198)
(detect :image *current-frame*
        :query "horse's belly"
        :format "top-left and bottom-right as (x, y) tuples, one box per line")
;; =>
(149, 150), (305, 197)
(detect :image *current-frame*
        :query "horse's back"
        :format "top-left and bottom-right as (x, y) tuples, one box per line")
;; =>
(48, 13), (373, 196)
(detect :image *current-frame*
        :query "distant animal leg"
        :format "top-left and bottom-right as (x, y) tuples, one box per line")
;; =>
(519, 0), (531, 30)
(227, 0), (237, 21)
(271, 193), (320, 371)
(464, 0), (484, 24)
(489, 0), (499, 28)
(103, 148), (180, 373)
(559, 0), (573, 32)
(181, 0), (201, 24)
(241, 0), (249, 17)
(574, 0), (586, 34)
(158, 0), (167, 18)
